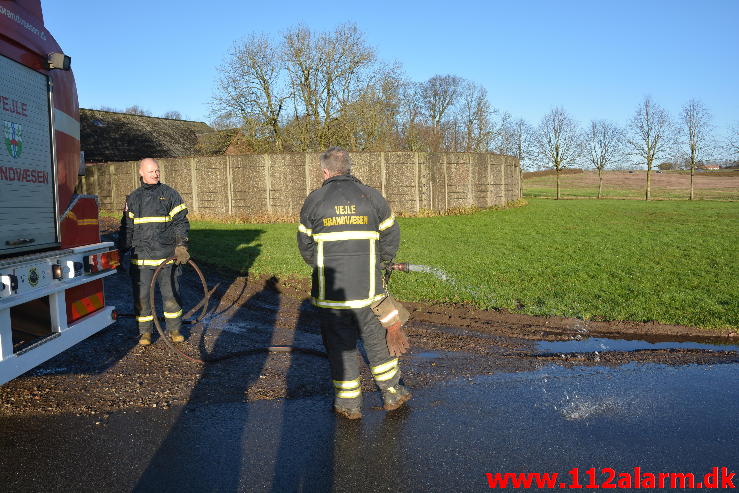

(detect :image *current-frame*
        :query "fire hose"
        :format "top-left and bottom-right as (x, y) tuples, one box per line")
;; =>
(124, 259), (422, 364)
(147, 256), (327, 363)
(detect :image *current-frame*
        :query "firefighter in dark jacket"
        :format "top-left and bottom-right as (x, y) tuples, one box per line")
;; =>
(297, 147), (411, 419)
(119, 158), (190, 346)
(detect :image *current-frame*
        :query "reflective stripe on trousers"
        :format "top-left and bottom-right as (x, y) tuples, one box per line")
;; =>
(130, 264), (182, 335)
(333, 378), (361, 399)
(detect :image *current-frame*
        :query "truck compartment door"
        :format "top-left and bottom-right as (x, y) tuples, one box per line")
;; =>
(0, 54), (57, 255)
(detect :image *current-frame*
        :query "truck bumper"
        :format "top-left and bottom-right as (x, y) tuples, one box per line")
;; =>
(0, 306), (115, 385)
(0, 242), (118, 386)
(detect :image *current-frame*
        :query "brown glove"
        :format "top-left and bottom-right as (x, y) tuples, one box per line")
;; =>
(386, 323), (410, 356)
(174, 245), (190, 265)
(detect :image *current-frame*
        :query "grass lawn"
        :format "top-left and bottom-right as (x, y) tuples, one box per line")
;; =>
(190, 199), (739, 330)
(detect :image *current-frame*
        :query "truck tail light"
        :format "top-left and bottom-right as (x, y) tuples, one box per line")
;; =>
(85, 250), (120, 273)
(100, 250), (120, 270)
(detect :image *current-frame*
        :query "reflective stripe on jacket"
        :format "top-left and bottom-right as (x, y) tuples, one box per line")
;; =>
(297, 174), (400, 309)
(119, 182), (189, 264)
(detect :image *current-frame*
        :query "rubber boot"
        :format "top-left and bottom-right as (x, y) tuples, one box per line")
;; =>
(138, 333), (152, 346)
(169, 331), (185, 343)
(334, 404), (362, 420)
(382, 383), (411, 411)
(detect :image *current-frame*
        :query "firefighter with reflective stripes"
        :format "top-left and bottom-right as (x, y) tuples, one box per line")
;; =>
(297, 147), (411, 419)
(119, 158), (190, 346)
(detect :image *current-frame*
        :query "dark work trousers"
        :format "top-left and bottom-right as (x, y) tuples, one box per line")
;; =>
(319, 306), (401, 409)
(131, 264), (182, 335)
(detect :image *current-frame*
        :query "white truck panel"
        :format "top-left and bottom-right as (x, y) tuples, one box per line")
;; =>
(0, 242), (118, 385)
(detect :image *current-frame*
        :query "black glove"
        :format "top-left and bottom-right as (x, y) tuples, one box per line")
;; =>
(382, 261), (393, 286)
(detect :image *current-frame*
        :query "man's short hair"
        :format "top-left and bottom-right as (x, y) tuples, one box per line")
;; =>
(320, 147), (352, 176)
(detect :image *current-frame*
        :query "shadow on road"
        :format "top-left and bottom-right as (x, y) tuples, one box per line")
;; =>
(269, 298), (335, 492)
(132, 245), (339, 491)
(133, 274), (279, 491)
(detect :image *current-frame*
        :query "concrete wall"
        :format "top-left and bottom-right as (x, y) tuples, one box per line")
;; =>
(80, 152), (520, 216)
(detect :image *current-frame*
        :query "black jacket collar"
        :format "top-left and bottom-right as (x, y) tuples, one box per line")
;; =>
(323, 174), (360, 186)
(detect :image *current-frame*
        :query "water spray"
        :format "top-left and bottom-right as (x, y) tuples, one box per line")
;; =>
(390, 263), (451, 280)
(388, 263), (498, 306)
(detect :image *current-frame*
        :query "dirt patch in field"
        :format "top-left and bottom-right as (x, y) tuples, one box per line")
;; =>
(525, 170), (739, 197)
(1, 266), (735, 418)
(590, 170), (739, 190)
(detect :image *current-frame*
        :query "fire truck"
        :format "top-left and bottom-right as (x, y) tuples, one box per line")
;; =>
(0, 0), (119, 385)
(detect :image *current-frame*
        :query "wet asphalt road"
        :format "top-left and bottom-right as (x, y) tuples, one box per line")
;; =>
(2, 263), (737, 491)
(1, 361), (737, 492)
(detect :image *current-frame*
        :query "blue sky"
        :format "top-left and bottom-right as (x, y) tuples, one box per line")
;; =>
(43, 1), (738, 140)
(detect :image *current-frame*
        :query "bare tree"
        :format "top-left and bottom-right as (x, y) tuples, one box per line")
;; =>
(728, 123), (739, 159)
(420, 74), (463, 151)
(587, 120), (623, 199)
(95, 105), (120, 113)
(499, 117), (533, 167)
(334, 63), (404, 151)
(209, 111), (240, 130)
(458, 81), (494, 152)
(162, 110), (183, 120)
(496, 116), (534, 198)
(680, 99), (712, 200)
(212, 33), (289, 150)
(627, 97), (672, 200)
(283, 23), (376, 149)
(534, 107), (582, 199)
(208, 23), (554, 159)
(124, 105), (152, 116)
(398, 81), (428, 151)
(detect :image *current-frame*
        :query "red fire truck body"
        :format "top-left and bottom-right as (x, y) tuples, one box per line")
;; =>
(0, 0), (118, 385)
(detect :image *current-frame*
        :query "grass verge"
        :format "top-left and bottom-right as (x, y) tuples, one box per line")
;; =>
(190, 199), (739, 330)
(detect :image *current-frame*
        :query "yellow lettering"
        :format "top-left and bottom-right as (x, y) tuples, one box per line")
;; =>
(334, 205), (357, 215)
(322, 215), (368, 227)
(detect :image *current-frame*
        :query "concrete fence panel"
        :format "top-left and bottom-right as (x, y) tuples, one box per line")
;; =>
(81, 151), (520, 218)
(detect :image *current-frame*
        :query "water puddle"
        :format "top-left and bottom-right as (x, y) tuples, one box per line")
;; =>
(29, 367), (71, 376)
(557, 395), (624, 421)
(537, 337), (738, 354)
(412, 351), (443, 359)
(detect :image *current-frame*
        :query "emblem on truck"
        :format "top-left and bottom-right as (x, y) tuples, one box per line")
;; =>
(3, 121), (23, 158)
(28, 267), (39, 287)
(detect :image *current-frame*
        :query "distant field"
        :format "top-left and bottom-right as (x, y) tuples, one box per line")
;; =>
(524, 170), (739, 200)
(190, 199), (739, 330)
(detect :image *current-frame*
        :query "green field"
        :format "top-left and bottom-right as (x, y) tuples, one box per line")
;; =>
(189, 199), (739, 330)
